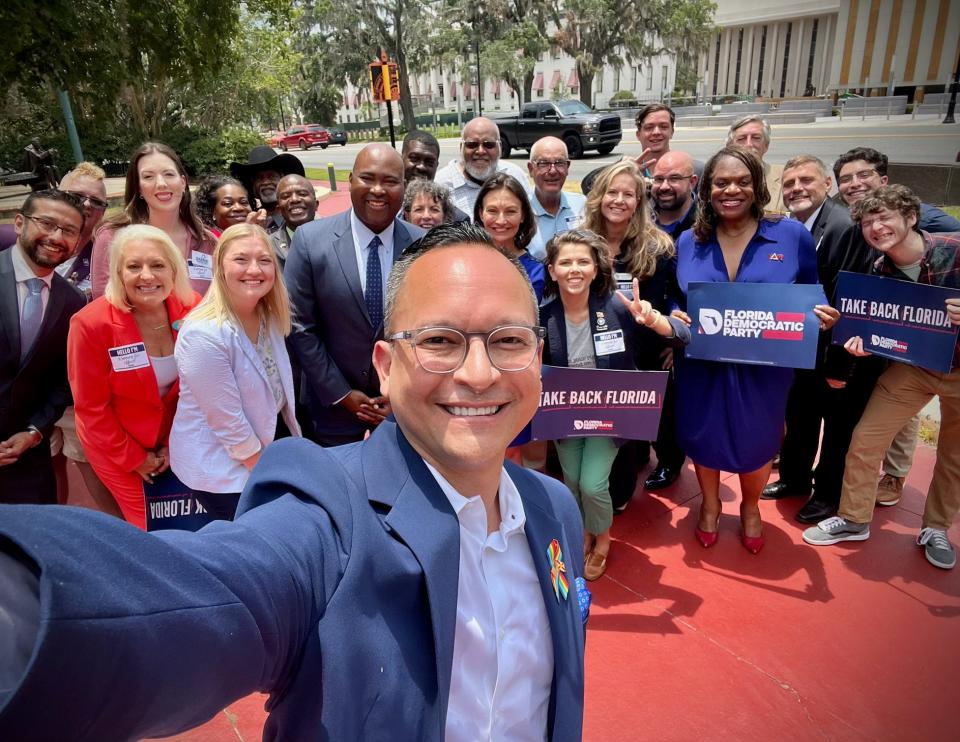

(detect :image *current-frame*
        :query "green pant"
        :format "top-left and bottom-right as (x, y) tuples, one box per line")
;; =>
(555, 436), (619, 535)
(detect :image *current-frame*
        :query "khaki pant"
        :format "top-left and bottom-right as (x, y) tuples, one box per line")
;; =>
(882, 415), (919, 477)
(839, 363), (960, 530)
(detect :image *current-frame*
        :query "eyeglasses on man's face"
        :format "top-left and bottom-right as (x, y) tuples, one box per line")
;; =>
(463, 140), (499, 151)
(837, 168), (878, 185)
(532, 159), (570, 172)
(651, 174), (693, 186)
(23, 214), (82, 241)
(387, 325), (544, 373)
(61, 190), (109, 210)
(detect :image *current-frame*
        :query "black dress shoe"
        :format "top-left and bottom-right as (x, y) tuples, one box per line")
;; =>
(644, 465), (680, 490)
(795, 497), (838, 524)
(761, 481), (811, 500)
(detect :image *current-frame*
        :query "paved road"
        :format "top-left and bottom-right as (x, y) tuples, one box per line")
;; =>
(293, 115), (960, 181)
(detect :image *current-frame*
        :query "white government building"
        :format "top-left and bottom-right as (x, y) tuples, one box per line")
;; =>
(336, 0), (960, 124)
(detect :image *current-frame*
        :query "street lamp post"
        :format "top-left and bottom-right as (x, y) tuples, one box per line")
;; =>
(943, 36), (959, 124)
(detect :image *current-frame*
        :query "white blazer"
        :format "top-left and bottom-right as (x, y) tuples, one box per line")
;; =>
(171, 314), (301, 493)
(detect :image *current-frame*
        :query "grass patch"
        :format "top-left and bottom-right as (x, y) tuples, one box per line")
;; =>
(305, 167), (352, 185)
(943, 205), (960, 221)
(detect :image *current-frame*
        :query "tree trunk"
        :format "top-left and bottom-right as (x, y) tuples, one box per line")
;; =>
(578, 64), (593, 106)
(523, 69), (534, 107)
(393, 1), (416, 131)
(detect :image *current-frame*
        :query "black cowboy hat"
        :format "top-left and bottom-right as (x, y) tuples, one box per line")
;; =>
(229, 145), (305, 180)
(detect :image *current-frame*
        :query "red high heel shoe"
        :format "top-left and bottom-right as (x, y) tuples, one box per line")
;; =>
(740, 530), (765, 554)
(695, 509), (720, 548)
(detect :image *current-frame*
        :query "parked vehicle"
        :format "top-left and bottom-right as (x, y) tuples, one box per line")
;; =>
(278, 124), (330, 151)
(265, 130), (284, 148)
(328, 128), (348, 146)
(493, 100), (622, 159)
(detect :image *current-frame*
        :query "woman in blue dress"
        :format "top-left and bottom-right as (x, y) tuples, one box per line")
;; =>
(672, 147), (838, 553)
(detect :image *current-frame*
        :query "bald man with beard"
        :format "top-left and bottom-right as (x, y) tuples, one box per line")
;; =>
(434, 117), (530, 215)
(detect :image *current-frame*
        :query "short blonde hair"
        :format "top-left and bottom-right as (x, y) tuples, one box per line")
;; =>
(105, 225), (193, 312)
(64, 162), (106, 182)
(187, 223), (292, 336)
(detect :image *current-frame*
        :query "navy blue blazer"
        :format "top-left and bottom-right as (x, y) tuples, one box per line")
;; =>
(0, 422), (586, 741)
(284, 210), (424, 437)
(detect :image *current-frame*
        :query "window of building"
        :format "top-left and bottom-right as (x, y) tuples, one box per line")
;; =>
(756, 26), (767, 96)
(630, 66), (638, 90)
(647, 65), (653, 90)
(712, 34), (721, 96)
(805, 18), (819, 94)
(613, 65), (620, 91)
(780, 22), (792, 97)
(662, 65), (669, 93)
(734, 28), (744, 94)
(597, 72), (603, 93)
(551, 45), (560, 59)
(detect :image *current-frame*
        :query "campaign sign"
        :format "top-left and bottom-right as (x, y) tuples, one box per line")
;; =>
(832, 271), (960, 373)
(531, 365), (668, 441)
(143, 470), (216, 532)
(686, 282), (827, 368)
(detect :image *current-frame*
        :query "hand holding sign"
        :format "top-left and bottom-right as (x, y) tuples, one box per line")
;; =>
(947, 297), (960, 326)
(843, 336), (871, 357)
(814, 304), (840, 330)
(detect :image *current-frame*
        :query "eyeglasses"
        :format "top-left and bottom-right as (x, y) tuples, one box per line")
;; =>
(388, 325), (545, 374)
(651, 174), (693, 186)
(62, 190), (109, 210)
(463, 140), (499, 151)
(23, 215), (81, 241)
(837, 168), (877, 185)
(532, 159), (570, 172)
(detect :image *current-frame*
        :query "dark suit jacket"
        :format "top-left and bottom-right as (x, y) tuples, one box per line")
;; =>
(284, 211), (424, 437)
(0, 422), (587, 741)
(0, 248), (85, 503)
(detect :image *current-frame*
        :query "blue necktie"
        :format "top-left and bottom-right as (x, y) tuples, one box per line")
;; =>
(19, 278), (44, 363)
(365, 236), (384, 329)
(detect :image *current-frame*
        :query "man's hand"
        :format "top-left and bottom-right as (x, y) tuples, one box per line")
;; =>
(632, 147), (656, 173)
(946, 297), (960, 326)
(340, 390), (388, 424)
(670, 309), (692, 326)
(367, 396), (391, 425)
(0, 431), (41, 467)
(843, 336), (871, 357)
(814, 304), (840, 331)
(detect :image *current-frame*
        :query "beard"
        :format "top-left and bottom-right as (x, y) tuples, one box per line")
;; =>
(463, 158), (497, 182)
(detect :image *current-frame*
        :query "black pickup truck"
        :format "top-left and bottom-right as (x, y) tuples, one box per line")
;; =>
(493, 100), (622, 159)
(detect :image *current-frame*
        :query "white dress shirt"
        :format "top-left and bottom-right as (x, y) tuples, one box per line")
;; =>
(425, 463), (554, 742)
(11, 243), (53, 321)
(349, 210), (394, 303)
(434, 160), (532, 216)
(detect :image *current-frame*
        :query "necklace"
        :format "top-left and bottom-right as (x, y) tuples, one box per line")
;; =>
(151, 323), (166, 330)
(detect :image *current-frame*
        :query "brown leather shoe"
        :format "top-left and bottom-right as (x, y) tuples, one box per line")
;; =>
(876, 474), (904, 506)
(584, 551), (608, 581)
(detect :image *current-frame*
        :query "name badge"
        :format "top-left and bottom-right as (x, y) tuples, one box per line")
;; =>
(563, 214), (580, 230)
(594, 329), (625, 356)
(188, 250), (213, 281)
(108, 342), (150, 372)
(614, 272), (633, 294)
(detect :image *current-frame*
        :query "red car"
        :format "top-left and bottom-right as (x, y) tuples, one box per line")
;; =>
(278, 124), (330, 151)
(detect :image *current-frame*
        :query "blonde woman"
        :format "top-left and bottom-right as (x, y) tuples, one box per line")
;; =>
(582, 160), (687, 498)
(68, 225), (201, 529)
(170, 224), (301, 517)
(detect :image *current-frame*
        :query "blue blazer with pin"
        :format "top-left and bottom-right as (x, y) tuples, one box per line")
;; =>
(0, 421), (587, 741)
(284, 210), (424, 439)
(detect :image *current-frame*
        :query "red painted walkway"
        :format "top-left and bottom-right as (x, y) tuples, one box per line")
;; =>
(60, 437), (958, 741)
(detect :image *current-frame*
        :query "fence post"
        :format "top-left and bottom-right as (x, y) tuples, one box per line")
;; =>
(887, 99), (891, 120)
(327, 163), (337, 192)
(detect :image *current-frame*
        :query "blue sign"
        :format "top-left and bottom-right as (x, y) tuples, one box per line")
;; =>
(686, 282), (827, 369)
(833, 271), (960, 373)
(531, 365), (668, 441)
(143, 470), (217, 532)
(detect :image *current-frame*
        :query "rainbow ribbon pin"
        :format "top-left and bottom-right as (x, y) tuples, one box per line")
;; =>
(547, 538), (569, 602)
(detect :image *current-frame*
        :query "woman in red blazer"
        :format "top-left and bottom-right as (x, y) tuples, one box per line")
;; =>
(68, 224), (201, 528)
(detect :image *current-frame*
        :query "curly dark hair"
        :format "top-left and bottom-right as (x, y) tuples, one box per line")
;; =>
(195, 175), (246, 229)
(849, 184), (921, 228)
(693, 146), (770, 243)
(473, 172), (536, 251)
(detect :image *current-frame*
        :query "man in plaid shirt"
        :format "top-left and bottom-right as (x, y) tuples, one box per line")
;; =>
(803, 185), (960, 569)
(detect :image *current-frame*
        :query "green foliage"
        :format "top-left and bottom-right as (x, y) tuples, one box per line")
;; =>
(175, 126), (268, 176)
(300, 84), (344, 126)
(610, 90), (638, 101)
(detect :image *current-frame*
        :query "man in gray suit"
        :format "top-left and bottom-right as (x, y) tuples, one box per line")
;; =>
(285, 144), (425, 446)
(269, 174), (318, 269)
